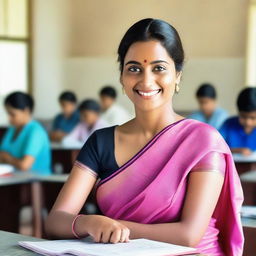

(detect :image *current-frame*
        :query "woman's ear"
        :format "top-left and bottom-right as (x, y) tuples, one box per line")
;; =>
(119, 76), (123, 86)
(175, 71), (182, 85)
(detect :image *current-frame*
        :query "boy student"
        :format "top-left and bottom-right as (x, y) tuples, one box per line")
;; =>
(189, 83), (228, 130)
(220, 87), (256, 155)
(50, 91), (79, 142)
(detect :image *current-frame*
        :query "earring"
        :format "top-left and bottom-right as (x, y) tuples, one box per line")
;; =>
(122, 87), (126, 95)
(175, 83), (180, 94)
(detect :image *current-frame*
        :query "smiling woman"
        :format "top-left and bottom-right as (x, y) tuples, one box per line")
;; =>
(45, 18), (244, 256)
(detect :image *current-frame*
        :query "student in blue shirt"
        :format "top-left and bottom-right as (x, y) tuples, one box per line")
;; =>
(0, 92), (51, 175)
(188, 83), (228, 130)
(220, 87), (256, 156)
(50, 91), (79, 142)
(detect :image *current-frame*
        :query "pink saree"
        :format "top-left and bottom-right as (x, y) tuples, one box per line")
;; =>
(96, 119), (244, 255)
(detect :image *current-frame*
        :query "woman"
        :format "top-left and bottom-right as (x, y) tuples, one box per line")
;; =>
(0, 92), (51, 175)
(45, 19), (244, 255)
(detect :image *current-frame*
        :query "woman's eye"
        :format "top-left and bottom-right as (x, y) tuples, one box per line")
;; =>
(153, 66), (166, 72)
(128, 66), (141, 73)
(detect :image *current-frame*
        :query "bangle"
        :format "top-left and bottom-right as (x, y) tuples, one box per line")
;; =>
(72, 214), (84, 239)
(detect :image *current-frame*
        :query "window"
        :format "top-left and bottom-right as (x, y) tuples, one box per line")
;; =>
(0, 0), (31, 97)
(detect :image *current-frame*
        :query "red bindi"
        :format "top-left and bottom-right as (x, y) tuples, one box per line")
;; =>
(144, 59), (147, 63)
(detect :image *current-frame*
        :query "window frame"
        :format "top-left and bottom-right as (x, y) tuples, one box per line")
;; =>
(0, 0), (32, 94)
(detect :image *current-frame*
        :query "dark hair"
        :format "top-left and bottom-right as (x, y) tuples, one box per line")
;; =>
(196, 83), (216, 99)
(79, 99), (101, 113)
(59, 91), (77, 103)
(237, 87), (256, 112)
(117, 18), (184, 73)
(99, 86), (117, 99)
(4, 91), (34, 112)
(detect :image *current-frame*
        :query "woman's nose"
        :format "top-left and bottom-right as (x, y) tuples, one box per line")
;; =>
(140, 69), (154, 88)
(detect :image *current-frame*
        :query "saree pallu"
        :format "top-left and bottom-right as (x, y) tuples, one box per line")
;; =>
(96, 119), (244, 255)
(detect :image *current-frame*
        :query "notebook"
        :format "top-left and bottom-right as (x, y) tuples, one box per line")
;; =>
(19, 237), (198, 256)
(0, 164), (14, 176)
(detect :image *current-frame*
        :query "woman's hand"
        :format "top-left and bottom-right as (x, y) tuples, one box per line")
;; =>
(83, 215), (130, 244)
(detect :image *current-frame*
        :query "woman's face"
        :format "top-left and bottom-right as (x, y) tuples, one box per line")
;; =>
(5, 105), (31, 127)
(120, 40), (181, 112)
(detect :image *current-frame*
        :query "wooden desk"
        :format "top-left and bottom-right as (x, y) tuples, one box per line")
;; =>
(233, 153), (256, 175)
(242, 218), (256, 256)
(0, 230), (43, 255)
(240, 170), (256, 183)
(240, 171), (256, 205)
(51, 143), (80, 173)
(0, 173), (68, 237)
(240, 170), (256, 255)
(0, 173), (30, 234)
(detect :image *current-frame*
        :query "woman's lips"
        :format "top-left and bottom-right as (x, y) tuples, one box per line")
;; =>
(135, 89), (162, 99)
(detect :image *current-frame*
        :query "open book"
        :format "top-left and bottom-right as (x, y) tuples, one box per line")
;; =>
(19, 237), (198, 256)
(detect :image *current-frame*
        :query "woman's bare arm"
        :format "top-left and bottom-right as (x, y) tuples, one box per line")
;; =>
(118, 171), (224, 247)
(45, 165), (130, 243)
(45, 166), (97, 238)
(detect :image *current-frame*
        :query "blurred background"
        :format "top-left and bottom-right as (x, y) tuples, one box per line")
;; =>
(0, 0), (255, 124)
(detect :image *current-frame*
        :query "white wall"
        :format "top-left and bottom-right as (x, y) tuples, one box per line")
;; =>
(246, 2), (256, 85)
(174, 58), (245, 115)
(63, 57), (134, 115)
(32, 0), (70, 119)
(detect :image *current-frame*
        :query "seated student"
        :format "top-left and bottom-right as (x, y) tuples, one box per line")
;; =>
(220, 87), (256, 155)
(0, 92), (51, 175)
(50, 91), (80, 142)
(62, 99), (108, 147)
(99, 86), (131, 126)
(188, 83), (228, 130)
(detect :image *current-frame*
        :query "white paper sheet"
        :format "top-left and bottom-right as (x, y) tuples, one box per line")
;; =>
(0, 164), (14, 176)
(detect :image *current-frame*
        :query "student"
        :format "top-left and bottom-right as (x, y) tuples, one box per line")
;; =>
(62, 99), (108, 147)
(220, 87), (256, 155)
(188, 83), (228, 129)
(50, 91), (80, 142)
(99, 86), (131, 125)
(46, 19), (243, 255)
(0, 92), (51, 175)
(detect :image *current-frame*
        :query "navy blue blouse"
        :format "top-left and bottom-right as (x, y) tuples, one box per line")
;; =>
(76, 126), (119, 179)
